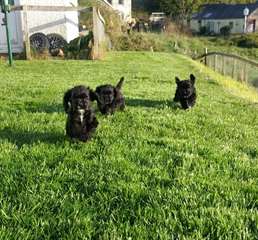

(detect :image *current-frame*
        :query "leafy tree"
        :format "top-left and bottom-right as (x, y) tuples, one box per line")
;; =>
(159, 0), (257, 22)
(132, 0), (159, 12)
(160, 0), (202, 22)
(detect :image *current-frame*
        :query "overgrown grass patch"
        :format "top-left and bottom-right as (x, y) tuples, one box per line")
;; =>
(0, 52), (257, 239)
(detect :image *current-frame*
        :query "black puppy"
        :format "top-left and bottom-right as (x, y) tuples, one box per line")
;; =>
(173, 74), (197, 109)
(94, 77), (125, 115)
(63, 85), (98, 142)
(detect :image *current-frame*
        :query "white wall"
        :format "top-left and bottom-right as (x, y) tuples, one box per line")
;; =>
(0, 0), (23, 53)
(19, 0), (79, 42)
(111, 0), (131, 21)
(190, 18), (246, 34)
(0, 0), (79, 53)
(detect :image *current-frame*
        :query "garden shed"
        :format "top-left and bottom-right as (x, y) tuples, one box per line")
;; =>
(0, 0), (79, 53)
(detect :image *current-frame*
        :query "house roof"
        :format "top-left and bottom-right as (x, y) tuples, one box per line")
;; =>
(193, 3), (258, 20)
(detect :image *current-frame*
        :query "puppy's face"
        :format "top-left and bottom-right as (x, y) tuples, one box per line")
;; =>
(69, 86), (92, 111)
(95, 85), (115, 105)
(175, 74), (196, 99)
(71, 91), (89, 110)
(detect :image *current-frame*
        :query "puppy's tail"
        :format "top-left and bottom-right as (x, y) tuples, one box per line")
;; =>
(116, 77), (124, 90)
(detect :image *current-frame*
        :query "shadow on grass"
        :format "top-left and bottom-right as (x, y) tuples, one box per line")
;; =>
(126, 98), (180, 109)
(0, 128), (64, 147)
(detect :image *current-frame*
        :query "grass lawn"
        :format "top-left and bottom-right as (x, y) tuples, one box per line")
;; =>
(0, 52), (258, 239)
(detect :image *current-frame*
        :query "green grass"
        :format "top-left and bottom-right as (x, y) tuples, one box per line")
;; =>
(113, 32), (258, 62)
(0, 52), (258, 239)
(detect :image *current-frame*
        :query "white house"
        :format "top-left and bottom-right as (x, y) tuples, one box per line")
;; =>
(190, 3), (258, 34)
(106, 0), (131, 21)
(0, 0), (79, 53)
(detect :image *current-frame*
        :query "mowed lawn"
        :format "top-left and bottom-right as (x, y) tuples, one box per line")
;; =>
(0, 52), (258, 239)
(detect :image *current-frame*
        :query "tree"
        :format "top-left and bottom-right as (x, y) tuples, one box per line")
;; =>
(159, 0), (257, 23)
(160, 0), (202, 22)
(132, 0), (159, 12)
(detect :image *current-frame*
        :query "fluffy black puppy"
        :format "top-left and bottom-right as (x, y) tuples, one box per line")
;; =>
(173, 74), (197, 109)
(94, 77), (125, 115)
(63, 85), (98, 142)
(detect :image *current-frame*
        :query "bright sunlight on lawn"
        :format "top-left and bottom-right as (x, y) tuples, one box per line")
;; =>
(0, 52), (257, 239)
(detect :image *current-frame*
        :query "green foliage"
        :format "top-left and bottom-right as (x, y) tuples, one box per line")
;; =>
(65, 31), (93, 59)
(160, 0), (203, 21)
(199, 26), (208, 35)
(132, 0), (160, 12)
(0, 52), (258, 239)
(133, 0), (257, 22)
(231, 34), (258, 48)
(220, 25), (231, 37)
(112, 33), (165, 51)
(111, 32), (258, 61)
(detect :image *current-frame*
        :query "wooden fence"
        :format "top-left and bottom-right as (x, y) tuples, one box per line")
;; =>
(195, 51), (258, 88)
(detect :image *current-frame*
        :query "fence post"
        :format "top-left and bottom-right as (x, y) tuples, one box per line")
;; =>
(23, 4), (31, 60)
(214, 54), (217, 71)
(245, 64), (248, 83)
(222, 56), (226, 75)
(204, 48), (208, 66)
(243, 63), (248, 83)
(92, 7), (99, 60)
(232, 58), (236, 79)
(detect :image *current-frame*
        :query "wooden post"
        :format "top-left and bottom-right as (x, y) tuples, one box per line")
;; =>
(245, 64), (248, 83)
(222, 56), (226, 75)
(92, 7), (99, 60)
(232, 58), (236, 79)
(243, 63), (248, 83)
(23, 4), (31, 60)
(214, 54), (217, 71)
(204, 48), (208, 65)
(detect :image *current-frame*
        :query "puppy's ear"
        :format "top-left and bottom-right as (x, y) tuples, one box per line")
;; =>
(190, 74), (196, 84)
(89, 89), (98, 101)
(63, 88), (72, 113)
(175, 77), (180, 85)
(116, 77), (124, 90)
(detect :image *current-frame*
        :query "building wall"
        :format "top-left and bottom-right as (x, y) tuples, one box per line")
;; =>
(20, 0), (79, 42)
(250, 9), (258, 32)
(110, 0), (131, 21)
(190, 18), (246, 34)
(0, 0), (79, 53)
(0, 0), (23, 53)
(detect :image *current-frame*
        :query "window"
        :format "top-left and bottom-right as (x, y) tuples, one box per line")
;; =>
(119, 0), (124, 4)
(229, 22), (234, 28)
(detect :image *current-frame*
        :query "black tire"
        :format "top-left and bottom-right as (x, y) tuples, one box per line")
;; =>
(47, 33), (67, 56)
(30, 32), (49, 52)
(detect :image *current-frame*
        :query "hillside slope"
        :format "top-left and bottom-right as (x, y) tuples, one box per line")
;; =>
(0, 52), (257, 239)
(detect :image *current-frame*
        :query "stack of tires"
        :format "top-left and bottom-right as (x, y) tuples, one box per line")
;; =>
(29, 32), (67, 56)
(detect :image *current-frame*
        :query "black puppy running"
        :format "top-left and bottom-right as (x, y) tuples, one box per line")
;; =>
(173, 74), (197, 109)
(94, 77), (125, 115)
(63, 85), (98, 142)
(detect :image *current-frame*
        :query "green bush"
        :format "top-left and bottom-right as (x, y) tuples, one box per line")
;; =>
(112, 33), (165, 51)
(234, 35), (258, 48)
(199, 26), (208, 35)
(220, 25), (231, 37)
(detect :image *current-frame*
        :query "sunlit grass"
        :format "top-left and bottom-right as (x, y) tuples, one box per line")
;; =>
(0, 52), (257, 239)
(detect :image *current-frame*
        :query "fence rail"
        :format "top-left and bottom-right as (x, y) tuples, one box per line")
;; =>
(195, 51), (258, 88)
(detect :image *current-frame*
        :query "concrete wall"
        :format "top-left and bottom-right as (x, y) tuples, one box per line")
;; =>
(20, 0), (79, 42)
(110, 0), (131, 21)
(250, 9), (258, 32)
(190, 18), (246, 34)
(0, 0), (79, 53)
(0, 0), (23, 53)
